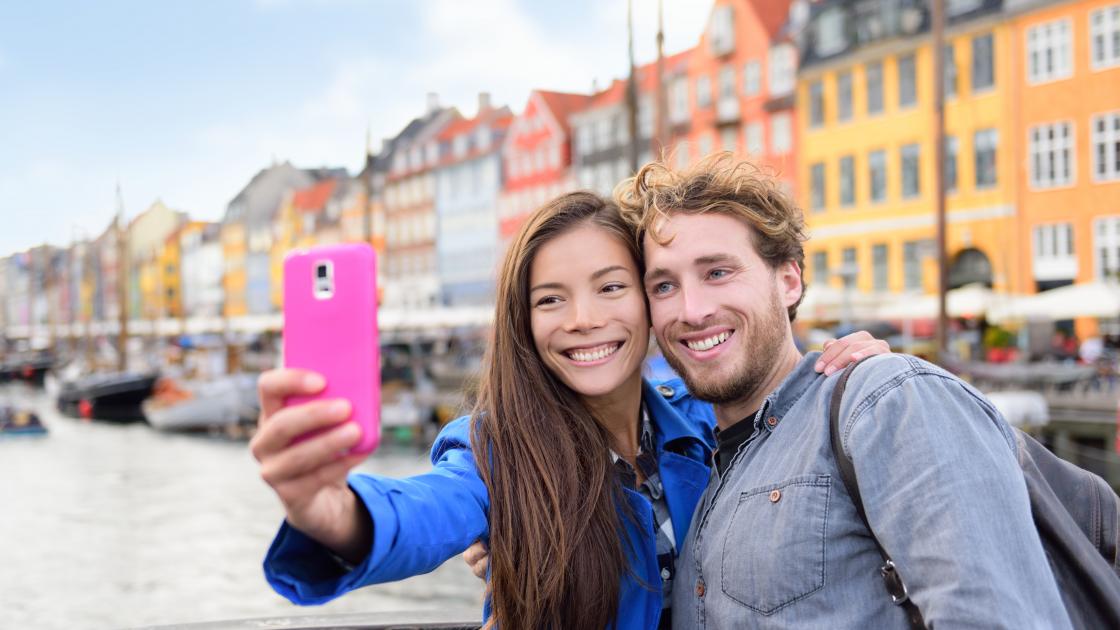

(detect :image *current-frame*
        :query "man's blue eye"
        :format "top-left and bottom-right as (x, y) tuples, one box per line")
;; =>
(710, 269), (728, 279)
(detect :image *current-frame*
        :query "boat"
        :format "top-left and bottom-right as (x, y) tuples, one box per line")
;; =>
(0, 405), (48, 437)
(56, 371), (159, 423)
(0, 354), (56, 386)
(142, 374), (260, 431)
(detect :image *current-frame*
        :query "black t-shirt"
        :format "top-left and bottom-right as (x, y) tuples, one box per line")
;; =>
(714, 411), (757, 477)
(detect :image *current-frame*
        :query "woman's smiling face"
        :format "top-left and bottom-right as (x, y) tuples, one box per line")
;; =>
(528, 222), (649, 401)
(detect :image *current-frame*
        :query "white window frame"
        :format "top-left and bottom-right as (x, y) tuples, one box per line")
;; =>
(1029, 121), (1076, 189)
(768, 44), (796, 97)
(1090, 5), (1120, 70)
(901, 143), (921, 198)
(974, 128), (999, 189)
(696, 74), (712, 109)
(720, 126), (738, 153)
(771, 113), (792, 155)
(1027, 18), (1073, 84)
(1095, 216), (1120, 280)
(1032, 222), (1078, 281)
(743, 60), (761, 96)
(1092, 111), (1120, 182)
(744, 122), (764, 156)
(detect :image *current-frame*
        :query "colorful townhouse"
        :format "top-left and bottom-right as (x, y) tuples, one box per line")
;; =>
(433, 93), (513, 307)
(180, 222), (223, 320)
(93, 218), (122, 326)
(569, 52), (691, 197)
(684, 0), (800, 194)
(127, 200), (185, 319)
(1012, 0), (1120, 335)
(383, 97), (460, 310)
(497, 89), (591, 247)
(221, 162), (326, 317)
(796, 0), (1019, 301)
(269, 177), (341, 309)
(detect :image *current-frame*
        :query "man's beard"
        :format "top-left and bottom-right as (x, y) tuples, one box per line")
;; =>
(659, 285), (788, 405)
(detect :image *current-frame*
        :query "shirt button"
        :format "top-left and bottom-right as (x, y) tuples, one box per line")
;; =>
(769, 489), (782, 503)
(696, 579), (706, 597)
(661, 568), (671, 580)
(766, 416), (779, 428)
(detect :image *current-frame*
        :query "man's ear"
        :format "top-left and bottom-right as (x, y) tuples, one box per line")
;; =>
(776, 260), (803, 308)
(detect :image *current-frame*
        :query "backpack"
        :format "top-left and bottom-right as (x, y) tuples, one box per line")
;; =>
(829, 360), (1120, 630)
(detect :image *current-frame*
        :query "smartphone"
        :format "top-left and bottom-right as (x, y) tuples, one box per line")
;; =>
(282, 243), (380, 455)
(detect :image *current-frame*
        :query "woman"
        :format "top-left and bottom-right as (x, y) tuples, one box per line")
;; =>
(252, 192), (885, 629)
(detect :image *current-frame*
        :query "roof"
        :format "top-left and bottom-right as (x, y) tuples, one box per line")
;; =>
(292, 179), (338, 213)
(575, 47), (694, 115)
(536, 90), (592, 134)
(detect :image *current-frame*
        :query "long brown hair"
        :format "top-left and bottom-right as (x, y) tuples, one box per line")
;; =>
(471, 191), (640, 629)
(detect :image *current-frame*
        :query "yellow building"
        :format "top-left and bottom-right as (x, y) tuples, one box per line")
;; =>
(221, 221), (248, 317)
(1012, 0), (1120, 336)
(797, 3), (1022, 300)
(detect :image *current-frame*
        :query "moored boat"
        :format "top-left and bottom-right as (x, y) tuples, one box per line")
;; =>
(57, 371), (159, 423)
(0, 405), (48, 437)
(142, 373), (260, 431)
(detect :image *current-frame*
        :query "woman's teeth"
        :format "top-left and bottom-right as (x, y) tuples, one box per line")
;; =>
(686, 331), (731, 352)
(567, 343), (621, 363)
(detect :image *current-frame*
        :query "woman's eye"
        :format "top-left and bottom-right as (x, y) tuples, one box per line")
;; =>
(602, 282), (626, 293)
(535, 296), (561, 306)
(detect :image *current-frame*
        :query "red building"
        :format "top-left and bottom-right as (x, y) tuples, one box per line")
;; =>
(497, 90), (591, 246)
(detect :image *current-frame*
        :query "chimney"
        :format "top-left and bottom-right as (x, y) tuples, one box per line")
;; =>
(591, 78), (600, 93)
(477, 92), (492, 115)
(426, 92), (440, 114)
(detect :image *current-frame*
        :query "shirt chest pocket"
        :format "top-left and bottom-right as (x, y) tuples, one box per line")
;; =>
(720, 474), (831, 615)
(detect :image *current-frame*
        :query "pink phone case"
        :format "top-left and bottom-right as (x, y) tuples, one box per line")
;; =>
(283, 243), (380, 455)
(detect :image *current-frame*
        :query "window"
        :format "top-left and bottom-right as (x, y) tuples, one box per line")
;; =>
(809, 80), (825, 127)
(669, 77), (690, 123)
(1029, 122), (1075, 188)
(720, 126), (738, 152)
(577, 124), (593, 156)
(898, 53), (916, 107)
(1028, 19), (1072, 83)
(974, 128), (999, 188)
(810, 162), (826, 211)
(944, 135), (959, 193)
(943, 44), (957, 99)
(839, 155), (855, 206)
(453, 135), (468, 158)
(903, 241), (923, 290)
(768, 44), (796, 96)
(872, 243), (889, 291)
(841, 247), (858, 288)
(745, 122), (764, 155)
(719, 64), (736, 101)
(771, 114), (792, 155)
(901, 143), (921, 198)
(1091, 6), (1120, 69)
(949, 0), (982, 16)
(709, 4), (735, 56)
(1095, 217), (1120, 280)
(837, 71), (853, 122)
(596, 117), (612, 151)
(638, 97), (654, 138)
(698, 133), (713, 158)
(1033, 222), (1077, 281)
(1089, 115), (1120, 187)
(971, 33), (994, 90)
(696, 75), (712, 108)
(816, 8), (848, 57)
(615, 114), (629, 147)
(869, 149), (887, 202)
(743, 60), (761, 96)
(812, 251), (830, 284)
(866, 61), (884, 115)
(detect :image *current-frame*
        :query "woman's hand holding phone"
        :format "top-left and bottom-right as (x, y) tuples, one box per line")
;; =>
(251, 367), (371, 564)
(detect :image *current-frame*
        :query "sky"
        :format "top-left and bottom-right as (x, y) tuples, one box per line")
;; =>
(0, 0), (711, 257)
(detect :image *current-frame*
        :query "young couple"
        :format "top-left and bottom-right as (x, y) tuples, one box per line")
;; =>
(251, 155), (1070, 629)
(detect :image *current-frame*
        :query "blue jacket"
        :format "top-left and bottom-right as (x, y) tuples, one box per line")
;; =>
(263, 378), (715, 629)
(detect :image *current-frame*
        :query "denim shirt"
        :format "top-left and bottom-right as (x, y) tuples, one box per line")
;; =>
(671, 352), (1072, 630)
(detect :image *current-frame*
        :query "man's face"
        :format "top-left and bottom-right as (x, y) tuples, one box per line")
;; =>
(642, 212), (802, 405)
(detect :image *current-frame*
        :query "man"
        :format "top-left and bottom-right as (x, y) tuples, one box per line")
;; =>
(616, 155), (1071, 629)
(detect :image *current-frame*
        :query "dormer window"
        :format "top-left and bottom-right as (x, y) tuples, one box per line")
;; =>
(453, 135), (469, 158)
(708, 4), (735, 56)
(815, 7), (848, 57)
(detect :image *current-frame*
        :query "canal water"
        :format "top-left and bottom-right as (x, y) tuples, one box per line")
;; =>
(0, 383), (483, 630)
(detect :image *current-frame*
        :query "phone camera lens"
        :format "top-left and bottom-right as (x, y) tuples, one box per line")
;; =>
(316, 264), (329, 279)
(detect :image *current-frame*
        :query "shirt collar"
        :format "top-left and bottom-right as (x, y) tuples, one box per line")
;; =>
(753, 352), (823, 429)
(641, 378), (711, 450)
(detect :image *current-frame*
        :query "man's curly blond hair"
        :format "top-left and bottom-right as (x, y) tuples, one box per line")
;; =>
(614, 152), (808, 321)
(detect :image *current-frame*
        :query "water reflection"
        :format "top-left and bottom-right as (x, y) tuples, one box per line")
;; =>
(0, 384), (483, 630)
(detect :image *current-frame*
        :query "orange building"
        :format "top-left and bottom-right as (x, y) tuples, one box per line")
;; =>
(684, 0), (799, 196)
(1012, 0), (1120, 335)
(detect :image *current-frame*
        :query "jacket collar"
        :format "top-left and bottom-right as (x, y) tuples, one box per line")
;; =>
(641, 378), (711, 451)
